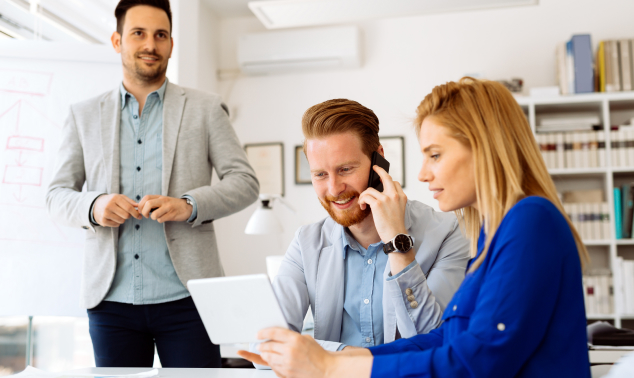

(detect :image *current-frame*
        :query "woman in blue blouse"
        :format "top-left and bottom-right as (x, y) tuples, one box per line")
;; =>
(238, 78), (591, 377)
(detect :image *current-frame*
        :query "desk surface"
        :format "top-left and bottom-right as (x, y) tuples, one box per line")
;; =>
(64, 368), (276, 377)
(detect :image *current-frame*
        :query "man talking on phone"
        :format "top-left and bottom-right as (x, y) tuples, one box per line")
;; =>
(251, 99), (469, 363)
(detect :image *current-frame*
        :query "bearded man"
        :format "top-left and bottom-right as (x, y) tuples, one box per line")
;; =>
(251, 99), (469, 366)
(46, 0), (259, 367)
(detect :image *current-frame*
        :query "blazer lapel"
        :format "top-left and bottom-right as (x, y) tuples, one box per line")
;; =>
(161, 82), (186, 196)
(99, 88), (121, 194)
(313, 225), (345, 342)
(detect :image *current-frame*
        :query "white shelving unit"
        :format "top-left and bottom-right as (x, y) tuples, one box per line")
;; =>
(516, 91), (634, 328)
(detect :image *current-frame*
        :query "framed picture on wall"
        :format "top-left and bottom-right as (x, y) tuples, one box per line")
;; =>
(379, 136), (405, 188)
(295, 145), (312, 185)
(244, 142), (284, 196)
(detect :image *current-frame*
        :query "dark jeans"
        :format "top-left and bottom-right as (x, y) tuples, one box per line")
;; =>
(87, 296), (220, 368)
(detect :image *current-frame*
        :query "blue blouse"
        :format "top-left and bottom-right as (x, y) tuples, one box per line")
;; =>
(369, 196), (590, 377)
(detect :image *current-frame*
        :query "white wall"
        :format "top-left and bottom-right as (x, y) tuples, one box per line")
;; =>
(167, 0), (219, 91)
(210, 0), (634, 277)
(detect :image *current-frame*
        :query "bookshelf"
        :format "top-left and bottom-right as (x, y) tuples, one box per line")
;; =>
(516, 91), (634, 328)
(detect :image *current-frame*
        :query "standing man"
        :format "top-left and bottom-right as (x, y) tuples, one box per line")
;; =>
(46, 0), (259, 368)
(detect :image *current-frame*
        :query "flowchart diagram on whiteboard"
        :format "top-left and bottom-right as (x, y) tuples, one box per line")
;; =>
(0, 42), (122, 317)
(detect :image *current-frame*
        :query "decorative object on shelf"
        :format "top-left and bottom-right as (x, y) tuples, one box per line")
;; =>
(245, 142), (284, 196)
(379, 136), (406, 188)
(496, 78), (523, 93)
(244, 194), (296, 235)
(294, 145), (311, 185)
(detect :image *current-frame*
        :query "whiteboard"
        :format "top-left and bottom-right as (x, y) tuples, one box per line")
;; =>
(0, 41), (122, 316)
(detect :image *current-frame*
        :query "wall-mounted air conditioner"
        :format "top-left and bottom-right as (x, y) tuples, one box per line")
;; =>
(237, 26), (361, 75)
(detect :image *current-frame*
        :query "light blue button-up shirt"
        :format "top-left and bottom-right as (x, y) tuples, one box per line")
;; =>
(101, 80), (195, 305)
(340, 227), (388, 349)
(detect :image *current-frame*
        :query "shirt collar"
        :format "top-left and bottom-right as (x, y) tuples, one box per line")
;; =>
(119, 78), (168, 109)
(340, 225), (384, 259)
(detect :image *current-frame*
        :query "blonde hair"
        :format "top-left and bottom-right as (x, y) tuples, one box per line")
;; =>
(416, 77), (589, 271)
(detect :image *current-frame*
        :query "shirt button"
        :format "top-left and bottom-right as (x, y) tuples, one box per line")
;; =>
(135, 224), (140, 230)
(133, 115), (138, 119)
(410, 301), (419, 309)
(407, 295), (416, 302)
(497, 323), (506, 331)
(138, 139), (142, 144)
(367, 259), (373, 264)
(365, 337), (371, 343)
(453, 305), (457, 311)
(137, 167), (141, 171)
(134, 254), (139, 259)
(363, 299), (370, 304)
(405, 288), (413, 295)
(136, 195), (141, 201)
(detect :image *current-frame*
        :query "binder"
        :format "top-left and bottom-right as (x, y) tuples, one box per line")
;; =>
(571, 35), (595, 93)
(615, 187), (623, 239)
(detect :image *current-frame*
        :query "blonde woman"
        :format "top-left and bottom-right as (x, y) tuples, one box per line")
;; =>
(238, 78), (591, 377)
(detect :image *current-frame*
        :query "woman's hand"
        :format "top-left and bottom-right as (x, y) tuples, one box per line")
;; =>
(359, 165), (408, 242)
(238, 327), (333, 378)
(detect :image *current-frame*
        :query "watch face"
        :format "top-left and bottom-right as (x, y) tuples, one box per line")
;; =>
(394, 234), (411, 252)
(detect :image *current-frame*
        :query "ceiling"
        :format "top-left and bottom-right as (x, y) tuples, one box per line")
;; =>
(0, 0), (538, 43)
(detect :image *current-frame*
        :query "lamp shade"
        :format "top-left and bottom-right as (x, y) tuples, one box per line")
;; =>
(245, 204), (283, 234)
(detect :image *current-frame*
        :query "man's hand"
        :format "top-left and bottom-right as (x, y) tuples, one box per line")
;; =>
(138, 195), (193, 223)
(93, 194), (141, 227)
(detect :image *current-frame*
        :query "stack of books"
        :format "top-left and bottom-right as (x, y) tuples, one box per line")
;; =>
(616, 257), (634, 315)
(613, 184), (634, 239)
(562, 202), (611, 240)
(557, 34), (594, 95)
(597, 39), (634, 92)
(583, 271), (614, 315)
(537, 130), (606, 170)
(610, 126), (634, 167)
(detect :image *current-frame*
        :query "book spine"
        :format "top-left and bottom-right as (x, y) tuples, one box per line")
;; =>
(581, 132), (590, 168)
(572, 35), (594, 93)
(548, 133), (557, 169)
(602, 202), (611, 241)
(556, 132), (565, 169)
(630, 40), (634, 91)
(566, 40), (576, 94)
(621, 39), (633, 91)
(582, 203), (592, 240)
(598, 131), (606, 167)
(589, 131), (598, 168)
(615, 187), (623, 239)
(623, 184), (633, 239)
(613, 40), (622, 91)
(628, 129), (634, 168)
(619, 129), (629, 167)
(599, 41), (606, 92)
(557, 43), (568, 95)
(593, 202), (602, 239)
(611, 130), (620, 167)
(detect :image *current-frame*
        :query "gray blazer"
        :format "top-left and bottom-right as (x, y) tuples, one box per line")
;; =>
(271, 200), (470, 351)
(46, 82), (259, 309)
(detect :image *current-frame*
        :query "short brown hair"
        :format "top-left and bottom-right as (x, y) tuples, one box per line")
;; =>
(302, 99), (380, 159)
(115, 0), (172, 35)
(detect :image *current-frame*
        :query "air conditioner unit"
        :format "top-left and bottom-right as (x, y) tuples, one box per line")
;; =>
(237, 26), (361, 75)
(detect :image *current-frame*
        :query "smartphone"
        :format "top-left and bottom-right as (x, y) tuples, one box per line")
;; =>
(368, 151), (390, 192)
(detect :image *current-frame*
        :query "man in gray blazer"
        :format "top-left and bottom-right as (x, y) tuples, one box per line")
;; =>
(249, 99), (469, 365)
(46, 0), (258, 368)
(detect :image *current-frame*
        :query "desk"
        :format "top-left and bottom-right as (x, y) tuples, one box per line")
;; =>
(64, 368), (276, 377)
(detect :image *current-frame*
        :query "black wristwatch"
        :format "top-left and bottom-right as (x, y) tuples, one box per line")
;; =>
(383, 234), (414, 254)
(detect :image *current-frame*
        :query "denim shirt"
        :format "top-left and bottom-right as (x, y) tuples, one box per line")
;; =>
(101, 80), (195, 305)
(340, 227), (389, 348)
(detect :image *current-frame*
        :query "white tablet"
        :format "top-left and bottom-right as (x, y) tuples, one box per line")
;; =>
(188, 274), (288, 345)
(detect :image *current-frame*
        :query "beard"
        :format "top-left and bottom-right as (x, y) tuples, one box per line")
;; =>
(319, 190), (371, 228)
(123, 49), (168, 83)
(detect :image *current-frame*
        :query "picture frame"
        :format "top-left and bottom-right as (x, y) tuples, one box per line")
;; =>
(244, 142), (285, 196)
(379, 136), (406, 188)
(295, 145), (312, 185)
